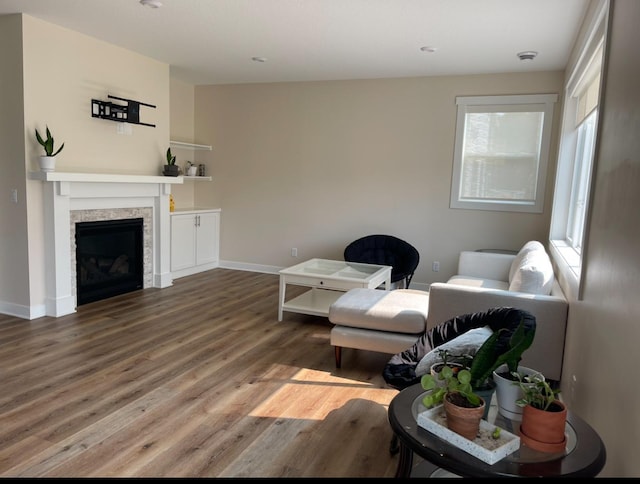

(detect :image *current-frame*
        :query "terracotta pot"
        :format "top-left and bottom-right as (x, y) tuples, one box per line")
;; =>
(519, 401), (567, 453)
(443, 393), (485, 441)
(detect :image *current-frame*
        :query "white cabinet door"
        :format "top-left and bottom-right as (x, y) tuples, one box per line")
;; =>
(171, 210), (220, 278)
(170, 214), (197, 272)
(196, 211), (219, 265)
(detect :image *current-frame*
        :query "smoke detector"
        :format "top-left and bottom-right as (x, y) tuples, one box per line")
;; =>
(517, 51), (538, 61)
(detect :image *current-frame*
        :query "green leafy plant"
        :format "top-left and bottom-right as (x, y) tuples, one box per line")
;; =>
(421, 365), (482, 408)
(467, 317), (535, 390)
(514, 371), (561, 411)
(35, 126), (64, 157)
(166, 147), (176, 165)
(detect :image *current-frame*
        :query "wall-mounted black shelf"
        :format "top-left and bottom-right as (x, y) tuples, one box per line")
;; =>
(91, 95), (156, 127)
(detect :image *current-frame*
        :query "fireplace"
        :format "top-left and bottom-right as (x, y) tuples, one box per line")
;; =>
(34, 171), (182, 318)
(75, 218), (144, 305)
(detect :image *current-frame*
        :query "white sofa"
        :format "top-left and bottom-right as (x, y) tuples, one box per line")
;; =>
(426, 241), (568, 382)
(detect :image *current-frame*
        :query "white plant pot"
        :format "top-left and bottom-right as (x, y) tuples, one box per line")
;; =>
(492, 364), (541, 421)
(39, 156), (56, 172)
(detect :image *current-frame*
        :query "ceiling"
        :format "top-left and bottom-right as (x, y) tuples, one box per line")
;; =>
(0, 0), (590, 85)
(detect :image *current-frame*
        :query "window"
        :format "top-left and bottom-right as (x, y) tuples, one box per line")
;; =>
(450, 94), (557, 213)
(549, 5), (606, 298)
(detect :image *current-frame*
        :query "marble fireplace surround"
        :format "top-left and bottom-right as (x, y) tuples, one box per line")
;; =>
(31, 172), (183, 317)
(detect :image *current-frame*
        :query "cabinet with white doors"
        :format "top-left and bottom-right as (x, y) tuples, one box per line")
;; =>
(170, 208), (221, 279)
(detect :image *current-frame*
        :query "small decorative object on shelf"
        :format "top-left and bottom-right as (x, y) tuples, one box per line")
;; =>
(35, 125), (65, 172)
(198, 164), (206, 176)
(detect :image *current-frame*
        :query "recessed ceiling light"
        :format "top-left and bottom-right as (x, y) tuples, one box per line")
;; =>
(252, 57), (268, 63)
(140, 0), (162, 8)
(420, 46), (438, 53)
(517, 51), (538, 61)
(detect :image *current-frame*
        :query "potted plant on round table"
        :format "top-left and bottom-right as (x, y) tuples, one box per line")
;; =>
(421, 366), (486, 440)
(514, 372), (567, 453)
(35, 126), (65, 172)
(465, 315), (536, 420)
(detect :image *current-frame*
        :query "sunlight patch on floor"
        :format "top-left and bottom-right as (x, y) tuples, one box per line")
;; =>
(249, 367), (396, 420)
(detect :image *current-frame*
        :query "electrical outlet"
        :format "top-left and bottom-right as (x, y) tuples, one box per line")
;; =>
(432, 261), (440, 272)
(291, 248), (298, 257)
(10, 189), (18, 204)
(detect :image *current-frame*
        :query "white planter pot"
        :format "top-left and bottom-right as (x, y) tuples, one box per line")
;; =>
(492, 364), (542, 421)
(39, 156), (56, 172)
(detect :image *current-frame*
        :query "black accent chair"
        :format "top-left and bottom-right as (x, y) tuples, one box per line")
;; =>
(344, 234), (420, 288)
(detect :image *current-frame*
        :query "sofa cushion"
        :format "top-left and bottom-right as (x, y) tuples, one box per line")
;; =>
(508, 246), (554, 295)
(328, 288), (428, 334)
(447, 275), (509, 290)
(509, 240), (546, 282)
(414, 326), (493, 377)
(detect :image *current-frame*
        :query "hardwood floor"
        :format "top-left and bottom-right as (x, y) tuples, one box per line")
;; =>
(0, 269), (402, 477)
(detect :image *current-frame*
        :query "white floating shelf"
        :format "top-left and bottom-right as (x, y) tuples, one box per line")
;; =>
(182, 176), (212, 181)
(170, 140), (212, 151)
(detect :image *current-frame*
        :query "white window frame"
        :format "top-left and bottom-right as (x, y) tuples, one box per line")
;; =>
(450, 94), (557, 213)
(549, 1), (607, 301)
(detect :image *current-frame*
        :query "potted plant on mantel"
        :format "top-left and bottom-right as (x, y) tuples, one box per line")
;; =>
(163, 147), (179, 176)
(514, 372), (567, 453)
(35, 126), (65, 172)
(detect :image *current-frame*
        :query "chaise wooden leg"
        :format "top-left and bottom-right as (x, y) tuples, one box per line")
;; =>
(334, 346), (342, 368)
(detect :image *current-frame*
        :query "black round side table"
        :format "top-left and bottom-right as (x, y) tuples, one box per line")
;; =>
(388, 383), (606, 478)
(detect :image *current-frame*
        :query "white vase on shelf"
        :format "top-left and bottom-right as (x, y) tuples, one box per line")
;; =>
(39, 156), (56, 172)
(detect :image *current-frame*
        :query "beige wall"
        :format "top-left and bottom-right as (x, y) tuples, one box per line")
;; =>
(0, 15), (29, 312)
(169, 78), (198, 209)
(559, 0), (640, 476)
(193, 73), (563, 287)
(0, 14), (171, 317)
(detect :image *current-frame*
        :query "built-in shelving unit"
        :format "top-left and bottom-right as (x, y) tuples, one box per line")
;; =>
(170, 140), (212, 151)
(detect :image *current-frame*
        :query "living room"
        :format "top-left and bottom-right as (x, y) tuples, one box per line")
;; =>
(0, 0), (638, 477)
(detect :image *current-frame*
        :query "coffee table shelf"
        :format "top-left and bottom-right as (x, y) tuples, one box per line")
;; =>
(281, 288), (344, 317)
(278, 258), (392, 321)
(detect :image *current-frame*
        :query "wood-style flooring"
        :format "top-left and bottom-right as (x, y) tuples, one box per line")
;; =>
(0, 269), (403, 477)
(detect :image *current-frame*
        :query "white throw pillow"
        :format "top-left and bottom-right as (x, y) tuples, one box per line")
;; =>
(508, 247), (555, 295)
(509, 240), (546, 283)
(415, 326), (493, 377)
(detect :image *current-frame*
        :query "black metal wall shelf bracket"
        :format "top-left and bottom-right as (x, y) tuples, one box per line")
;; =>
(91, 95), (156, 127)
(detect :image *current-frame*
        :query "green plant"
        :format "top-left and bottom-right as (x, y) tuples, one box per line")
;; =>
(166, 147), (176, 165)
(514, 371), (561, 411)
(467, 317), (535, 390)
(35, 126), (64, 157)
(421, 365), (482, 408)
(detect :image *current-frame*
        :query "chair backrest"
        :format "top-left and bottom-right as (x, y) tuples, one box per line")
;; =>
(344, 234), (420, 287)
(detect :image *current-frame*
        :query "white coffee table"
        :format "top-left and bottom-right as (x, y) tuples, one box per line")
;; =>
(278, 258), (392, 321)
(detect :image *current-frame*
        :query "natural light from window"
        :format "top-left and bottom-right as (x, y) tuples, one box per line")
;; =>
(451, 94), (557, 213)
(549, 4), (606, 300)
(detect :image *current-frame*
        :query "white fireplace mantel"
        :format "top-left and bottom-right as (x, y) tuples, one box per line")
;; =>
(31, 171), (183, 317)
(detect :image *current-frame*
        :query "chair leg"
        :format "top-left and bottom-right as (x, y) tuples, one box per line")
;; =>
(334, 346), (342, 368)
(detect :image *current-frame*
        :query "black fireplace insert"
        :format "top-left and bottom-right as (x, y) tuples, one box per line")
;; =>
(75, 218), (144, 305)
